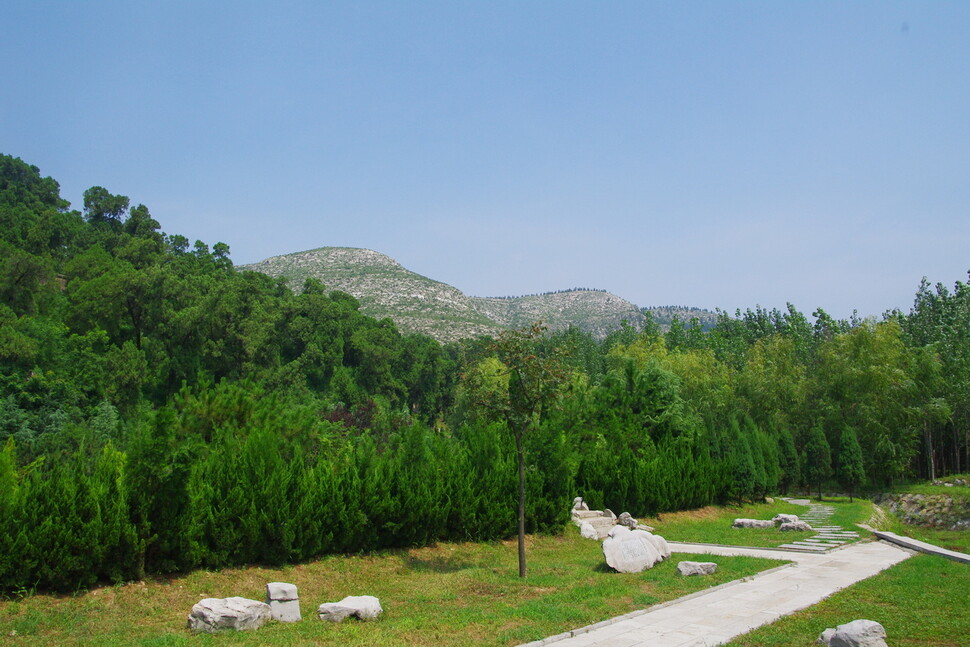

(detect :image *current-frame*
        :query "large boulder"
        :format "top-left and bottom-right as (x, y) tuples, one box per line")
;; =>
(572, 496), (589, 511)
(733, 518), (775, 529)
(266, 582), (301, 622)
(634, 529), (671, 560)
(773, 514), (800, 526)
(817, 619), (887, 647)
(780, 520), (814, 532)
(602, 526), (661, 573)
(187, 597), (272, 633)
(677, 561), (718, 576)
(318, 595), (383, 622)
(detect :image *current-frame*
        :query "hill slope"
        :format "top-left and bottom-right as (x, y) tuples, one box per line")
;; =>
(240, 247), (647, 342)
(240, 247), (502, 342)
(472, 291), (644, 339)
(642, 305), (720, 331)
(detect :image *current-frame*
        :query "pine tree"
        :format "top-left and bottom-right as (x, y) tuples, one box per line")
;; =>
(837, 427), (865, 501)
(776, 428), (800, 495)
(804, 426), (832, 501)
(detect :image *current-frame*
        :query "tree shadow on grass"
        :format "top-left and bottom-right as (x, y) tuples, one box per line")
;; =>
(401, 554), (473, 574)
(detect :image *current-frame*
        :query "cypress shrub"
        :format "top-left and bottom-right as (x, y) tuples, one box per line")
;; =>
(524, 421), (576, 533)
(454, 422), (516, 540)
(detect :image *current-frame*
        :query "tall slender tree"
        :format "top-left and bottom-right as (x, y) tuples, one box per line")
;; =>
(481, 322), (569, 578)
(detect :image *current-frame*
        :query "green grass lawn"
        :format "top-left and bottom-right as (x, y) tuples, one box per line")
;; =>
(724, 553), (970, 647)
(0, 529), (783, 647)
(640, 498), (873, 549)
(890, 473), (970, 501)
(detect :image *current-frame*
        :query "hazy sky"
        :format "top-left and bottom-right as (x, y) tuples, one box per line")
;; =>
(3, 2), (968, 319)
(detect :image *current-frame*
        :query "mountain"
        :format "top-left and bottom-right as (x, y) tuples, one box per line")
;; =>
(473, 290), (644, 340)
(239, 247), (646, 343)
(239, 247), (502, 342)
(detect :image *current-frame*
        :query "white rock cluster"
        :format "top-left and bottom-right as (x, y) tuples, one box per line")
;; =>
(732, 514), (813, 532)
(732, 518), (775, 529)
(187, 584), (383, 633)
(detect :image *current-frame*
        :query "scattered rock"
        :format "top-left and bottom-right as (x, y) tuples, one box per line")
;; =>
(317, 595), (383, 622)
(266, 582), (301, 622)
(187, 597), (272, 633)
(579, 521), (598, 540)
(780, 520), (814, 532)
(602, 526), (662, 573)
(733, 518), (775, 529)
(617, 512), (638, 528)
(602, 509), (617, 521)
(677, 561), (718, 576)
(817, 619), (887, 647)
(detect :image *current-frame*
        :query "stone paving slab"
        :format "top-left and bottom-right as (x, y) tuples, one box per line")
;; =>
(517, 541), (912, 647)
(872, 530), (970, 564)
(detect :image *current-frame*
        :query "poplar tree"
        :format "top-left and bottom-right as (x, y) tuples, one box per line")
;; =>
(485, 322), (568, 578)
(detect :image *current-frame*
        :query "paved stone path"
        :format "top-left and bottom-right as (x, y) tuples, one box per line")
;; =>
(776, 498), (861, 552)
(518, 540), (913, 647)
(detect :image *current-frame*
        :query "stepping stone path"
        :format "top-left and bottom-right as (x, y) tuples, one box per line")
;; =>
(776, 498), (860, 552)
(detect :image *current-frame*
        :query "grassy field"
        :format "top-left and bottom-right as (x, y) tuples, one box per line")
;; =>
(640, 498), (872, 549)
(889, 473), (970, 501)
(2, 495), (958, 646)
(724, 553), (970, 647)
(0, 529), (783, 647)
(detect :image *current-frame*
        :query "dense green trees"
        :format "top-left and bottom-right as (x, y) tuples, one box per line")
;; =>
(2, 152), (969, 592)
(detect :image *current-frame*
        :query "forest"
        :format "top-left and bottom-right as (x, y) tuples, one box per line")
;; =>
(1, 153), (968, 593)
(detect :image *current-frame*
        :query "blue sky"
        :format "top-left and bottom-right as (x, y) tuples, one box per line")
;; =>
(3, 2), (968, 319)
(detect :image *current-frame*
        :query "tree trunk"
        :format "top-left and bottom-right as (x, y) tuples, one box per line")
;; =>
(515, 429), (527, 578)
(924, 422), (936, 482)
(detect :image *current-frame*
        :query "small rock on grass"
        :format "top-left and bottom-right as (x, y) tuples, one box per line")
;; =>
(780, 520), (814, 532)
(188, 597), (271, 633)
(266, 582), (301, 622)
(677, 561), (717, 576)
(318, 595), (383, 622)
(817, 619), (887, 647)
